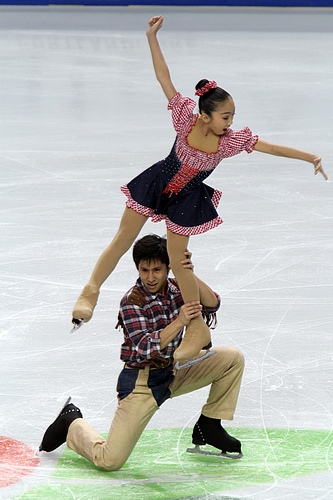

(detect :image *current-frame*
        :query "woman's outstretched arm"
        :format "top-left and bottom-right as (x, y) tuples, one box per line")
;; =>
(254, 139), (328, 180)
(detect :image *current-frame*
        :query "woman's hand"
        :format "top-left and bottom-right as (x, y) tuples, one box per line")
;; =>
(313, 156), (328, 180)
(146, 16), (164, 37)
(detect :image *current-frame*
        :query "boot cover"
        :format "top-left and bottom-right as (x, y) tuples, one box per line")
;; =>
(72, 283), (100, 322)
(174, 318), (211, 362)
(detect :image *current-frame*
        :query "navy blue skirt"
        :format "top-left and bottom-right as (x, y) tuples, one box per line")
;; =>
(121, 141), (223, 236)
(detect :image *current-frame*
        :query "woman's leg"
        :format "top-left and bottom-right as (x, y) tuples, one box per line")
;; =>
(73, 207), (148, 321)
(166, 230), (211, 361)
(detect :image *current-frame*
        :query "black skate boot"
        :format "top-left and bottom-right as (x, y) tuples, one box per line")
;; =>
(39, 397), (82, 452)
(187, 414), (243, 459)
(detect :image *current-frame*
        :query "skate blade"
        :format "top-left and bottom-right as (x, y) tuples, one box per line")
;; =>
(57, 397), (72, 417)
(187, 445), (243, 459)
(175, 349), (216, 370)
(70, 319), (84, 334)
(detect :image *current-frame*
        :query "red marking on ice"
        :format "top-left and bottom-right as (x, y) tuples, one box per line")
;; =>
(0, 436), (39, 488)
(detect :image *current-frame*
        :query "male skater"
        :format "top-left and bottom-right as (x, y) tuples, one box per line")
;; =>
(39, 234), (244, 470)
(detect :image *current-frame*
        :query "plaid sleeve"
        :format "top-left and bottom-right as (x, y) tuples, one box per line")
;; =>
(120, 302), (161, 359)
(167, 92), (196, 135)
(201, 292), (221, 329)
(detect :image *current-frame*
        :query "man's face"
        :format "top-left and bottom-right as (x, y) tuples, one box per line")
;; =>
(138, 259), (169, 295)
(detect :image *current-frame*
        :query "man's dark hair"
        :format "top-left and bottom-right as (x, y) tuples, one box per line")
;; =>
(132, 234), (169, 269)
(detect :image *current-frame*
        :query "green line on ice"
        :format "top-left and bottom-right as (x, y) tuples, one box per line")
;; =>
(15, 427), (333, 499)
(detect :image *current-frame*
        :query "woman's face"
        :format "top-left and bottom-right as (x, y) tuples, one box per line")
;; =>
(205, 97), (235, 136)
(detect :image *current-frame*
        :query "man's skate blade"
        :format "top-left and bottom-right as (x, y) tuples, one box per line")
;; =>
(187, 445), (243, 459)
(175, 349), (216, 370)
(70, 319), (84, 334)
(56, 397), (72, 417)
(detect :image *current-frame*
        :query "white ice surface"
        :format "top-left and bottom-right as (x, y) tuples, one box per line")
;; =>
(0, 5), (332, 499)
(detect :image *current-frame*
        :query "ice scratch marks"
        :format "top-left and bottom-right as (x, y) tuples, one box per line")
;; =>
(214, 235), (249, 272)
(233, 245), (327, 294)
(259, 305), (291, 429)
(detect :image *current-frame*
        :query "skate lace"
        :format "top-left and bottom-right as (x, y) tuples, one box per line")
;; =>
(60, 406), (81, 418)
(195, 423), (206, 444)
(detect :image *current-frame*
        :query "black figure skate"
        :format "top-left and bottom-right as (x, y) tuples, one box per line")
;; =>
(187, 414), (243, 459)
(39, 397), (82, 452)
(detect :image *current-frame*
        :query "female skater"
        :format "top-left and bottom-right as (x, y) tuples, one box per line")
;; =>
(72, 16), (327, 364)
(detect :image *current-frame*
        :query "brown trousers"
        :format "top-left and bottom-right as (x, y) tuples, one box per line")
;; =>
(66, 346), (244, 471)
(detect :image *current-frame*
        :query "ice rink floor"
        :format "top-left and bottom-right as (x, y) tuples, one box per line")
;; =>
(1, 5), (332, 499)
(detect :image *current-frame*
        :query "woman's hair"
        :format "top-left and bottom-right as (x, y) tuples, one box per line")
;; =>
(132, 234), (169, 269)
(195, 79), (231, 116)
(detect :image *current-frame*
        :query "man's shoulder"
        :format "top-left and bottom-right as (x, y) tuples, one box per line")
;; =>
(120, 282), (146, 309)
(127, 286), (146, 308)
(120, 278), (181, 310)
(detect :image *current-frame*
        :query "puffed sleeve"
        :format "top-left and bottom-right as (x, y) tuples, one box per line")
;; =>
(167, 92), (197, 135)
(222, 126), (259, 157)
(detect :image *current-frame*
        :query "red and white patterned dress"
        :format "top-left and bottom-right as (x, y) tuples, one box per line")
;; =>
(121, 92), (258, 236)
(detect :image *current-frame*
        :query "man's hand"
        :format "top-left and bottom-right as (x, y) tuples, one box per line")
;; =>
(178, 301), (202, 327)
(181, 250), (194, 271)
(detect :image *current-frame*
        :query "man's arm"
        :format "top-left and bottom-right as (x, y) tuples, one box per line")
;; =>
(196, 276), (219, 309)
(120, 298), (202, 354)
(159, 301), (202, 349)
